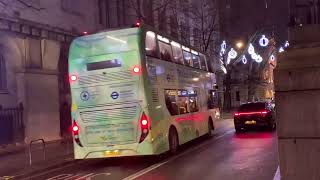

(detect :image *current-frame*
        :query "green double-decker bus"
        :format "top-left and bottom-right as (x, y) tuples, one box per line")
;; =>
(69, 25), (220, 159)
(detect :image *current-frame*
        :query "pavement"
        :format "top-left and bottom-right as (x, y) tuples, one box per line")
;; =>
(0, 116), (280, 180)
(0, 138), (74, 179)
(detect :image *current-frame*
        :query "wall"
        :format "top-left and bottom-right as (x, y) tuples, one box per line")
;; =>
(0, 0), (99, 142)
(0, 0), (98, 33)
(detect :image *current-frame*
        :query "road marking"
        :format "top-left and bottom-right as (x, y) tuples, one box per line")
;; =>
(273, 166), (280, 180)
(123, 130), (234, 180)
(74, 173), (94, 180)
(46, 172), (110, 180)
(0, 176), (14, 180)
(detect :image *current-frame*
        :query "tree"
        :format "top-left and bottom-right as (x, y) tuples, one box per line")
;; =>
(187, 0), (219, 54)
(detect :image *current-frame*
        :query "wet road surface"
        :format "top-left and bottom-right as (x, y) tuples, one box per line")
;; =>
(22, 120), (278, 180)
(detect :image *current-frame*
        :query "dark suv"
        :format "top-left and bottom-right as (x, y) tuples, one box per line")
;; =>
(234, 102), (276, 132)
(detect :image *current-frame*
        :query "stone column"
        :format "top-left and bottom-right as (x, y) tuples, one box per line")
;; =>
(16, 39), (62, 143)
(275, 25), (320, 180)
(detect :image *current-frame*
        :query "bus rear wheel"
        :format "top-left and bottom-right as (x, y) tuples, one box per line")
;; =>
(169, 127), (179, 154)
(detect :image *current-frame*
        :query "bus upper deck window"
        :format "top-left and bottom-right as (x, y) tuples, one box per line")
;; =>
(145, 31), (157, 57)
(158, 41), (173, 62)
(182, 50), (192, 67)
(191, 50), (200, 69)
(171, 41), (184, 65)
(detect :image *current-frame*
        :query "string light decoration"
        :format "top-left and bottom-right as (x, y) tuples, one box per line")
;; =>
(242, 55), (248, 64)
(220, 41), (227, 56)
(259, 35), (269, 47)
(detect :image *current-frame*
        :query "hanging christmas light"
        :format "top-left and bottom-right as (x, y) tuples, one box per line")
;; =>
(259, 35), (269, 47)
(220, 41), (227, 56)
(284, 41), (289, 48)
(256, 55), (263, 63)
(242, 55), (248, 64)
(270, 55), (275, 61)
(228, 48), (238, 59)
(248, 43), (255, 55)
(279, 47), (284, 53)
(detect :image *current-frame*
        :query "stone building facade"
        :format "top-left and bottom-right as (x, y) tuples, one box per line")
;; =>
(218, 0), (289, 109)
(0, 0), (220, 143)
(0, 0), (99, 142)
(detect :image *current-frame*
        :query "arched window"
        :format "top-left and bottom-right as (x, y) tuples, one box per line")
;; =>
(0, 54), (7, 91)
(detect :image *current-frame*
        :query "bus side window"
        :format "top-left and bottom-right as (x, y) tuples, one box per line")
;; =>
(171, 41), (184, 65)
(164, 90), (179, 115)
(177, 90), (189, 114)
(183, 50), (192, 67)
(200, 54), (208, 71)
(159, 41), (173, 62)
(145, 31), (157, 57)
(188, 90), (199, 113)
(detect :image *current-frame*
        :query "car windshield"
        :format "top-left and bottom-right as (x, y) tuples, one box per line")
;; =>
(238, 103), (266, 112)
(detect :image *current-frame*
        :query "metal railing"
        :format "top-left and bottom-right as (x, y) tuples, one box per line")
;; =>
(0, 105), (24, 145)
(29, 139), (46, 165)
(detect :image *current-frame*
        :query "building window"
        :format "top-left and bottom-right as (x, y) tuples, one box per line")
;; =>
(0, 54), (7, 91)
(61, 0), (81, 15)
(236, 91), (240, 102)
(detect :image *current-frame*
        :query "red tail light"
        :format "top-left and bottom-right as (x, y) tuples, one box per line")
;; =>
(131, 65), (142, 75)
(72, 124), (79, 133)
(235, 111), (269, 116)
(72, 121), (83, 147)
(72, 121), (79, 135)
(139, 112), (149, 143)
(69, 75), (78, 82)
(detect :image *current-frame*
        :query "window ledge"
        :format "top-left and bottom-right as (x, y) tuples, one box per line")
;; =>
(0, 90), (9, 94)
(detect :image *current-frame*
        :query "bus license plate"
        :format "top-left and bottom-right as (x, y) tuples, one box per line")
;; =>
(104, 150), (120, 157)
(245, 120), (256, 125)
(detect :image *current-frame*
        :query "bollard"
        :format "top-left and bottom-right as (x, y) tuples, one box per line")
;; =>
(29, 139), (46, 165)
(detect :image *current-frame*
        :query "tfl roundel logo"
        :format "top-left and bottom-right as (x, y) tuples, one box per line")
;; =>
(80, 91), (90, 101)
(111, 91), (119, 100)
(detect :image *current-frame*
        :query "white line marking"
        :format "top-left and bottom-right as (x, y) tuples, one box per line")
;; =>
(122, 130), (234, 180)
(273, 166), (281, 180)
(74, 173), (94, 180)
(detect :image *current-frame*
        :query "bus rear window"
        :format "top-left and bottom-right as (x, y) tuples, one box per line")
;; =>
(87, 59), (122, 71)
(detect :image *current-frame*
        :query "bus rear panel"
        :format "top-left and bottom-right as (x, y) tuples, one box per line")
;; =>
(69, 28), (153, 159)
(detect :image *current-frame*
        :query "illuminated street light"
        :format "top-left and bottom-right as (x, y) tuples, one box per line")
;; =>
(236, 41), (244, 49)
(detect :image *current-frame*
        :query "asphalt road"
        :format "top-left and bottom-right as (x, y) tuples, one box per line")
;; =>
(23, 119), (278, 180)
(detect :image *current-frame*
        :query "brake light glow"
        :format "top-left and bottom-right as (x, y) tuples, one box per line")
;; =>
(72, 121), (83, 147)
(131, 65), (142, 75)
(235, 111), (269, 116)
(133, 67), (141, 73)
(141, 119), (148, 126)
(72, 125), (79, 132)
(139, 112), (149, 143)
(70, 75), (78, 82)
(72, 121), (79, 134)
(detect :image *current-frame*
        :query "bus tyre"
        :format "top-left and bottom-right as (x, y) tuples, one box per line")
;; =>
(169, 127), (179, 155)
(208, 119), (214, 137)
